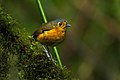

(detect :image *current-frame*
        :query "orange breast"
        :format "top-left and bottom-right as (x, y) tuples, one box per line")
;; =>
(37, 27), (66, 46)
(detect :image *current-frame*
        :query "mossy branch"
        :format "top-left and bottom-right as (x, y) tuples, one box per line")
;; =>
(0, 7), (71, 80)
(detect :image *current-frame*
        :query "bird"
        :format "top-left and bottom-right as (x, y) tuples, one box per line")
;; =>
(32, 18), (71, 62)
(32, 18), (71, 46)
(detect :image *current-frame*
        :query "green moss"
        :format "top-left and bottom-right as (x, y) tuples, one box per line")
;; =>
(0, 7), (71, 80)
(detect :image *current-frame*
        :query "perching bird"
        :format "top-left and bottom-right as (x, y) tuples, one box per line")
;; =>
(32, 18), (71, 62)
(32, 18), (71, 46)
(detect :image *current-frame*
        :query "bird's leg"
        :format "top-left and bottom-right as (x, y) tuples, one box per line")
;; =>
(42, 45), (56, 64)
(42, 45), (51, 59)
(46, 46), (53, 60)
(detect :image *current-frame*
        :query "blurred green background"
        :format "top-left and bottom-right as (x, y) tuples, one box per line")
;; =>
(1, 0), (120, 80)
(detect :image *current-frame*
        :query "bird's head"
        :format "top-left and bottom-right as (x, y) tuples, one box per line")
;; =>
(51, 18), (71, 29)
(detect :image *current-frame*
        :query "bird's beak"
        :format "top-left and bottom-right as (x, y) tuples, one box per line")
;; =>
(66, 23), (71, 27)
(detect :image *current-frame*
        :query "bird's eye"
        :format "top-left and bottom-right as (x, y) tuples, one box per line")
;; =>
(58, 22), (63, 26)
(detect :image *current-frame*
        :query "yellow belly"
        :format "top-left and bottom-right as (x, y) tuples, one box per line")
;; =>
(37, 27), (66, 46)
